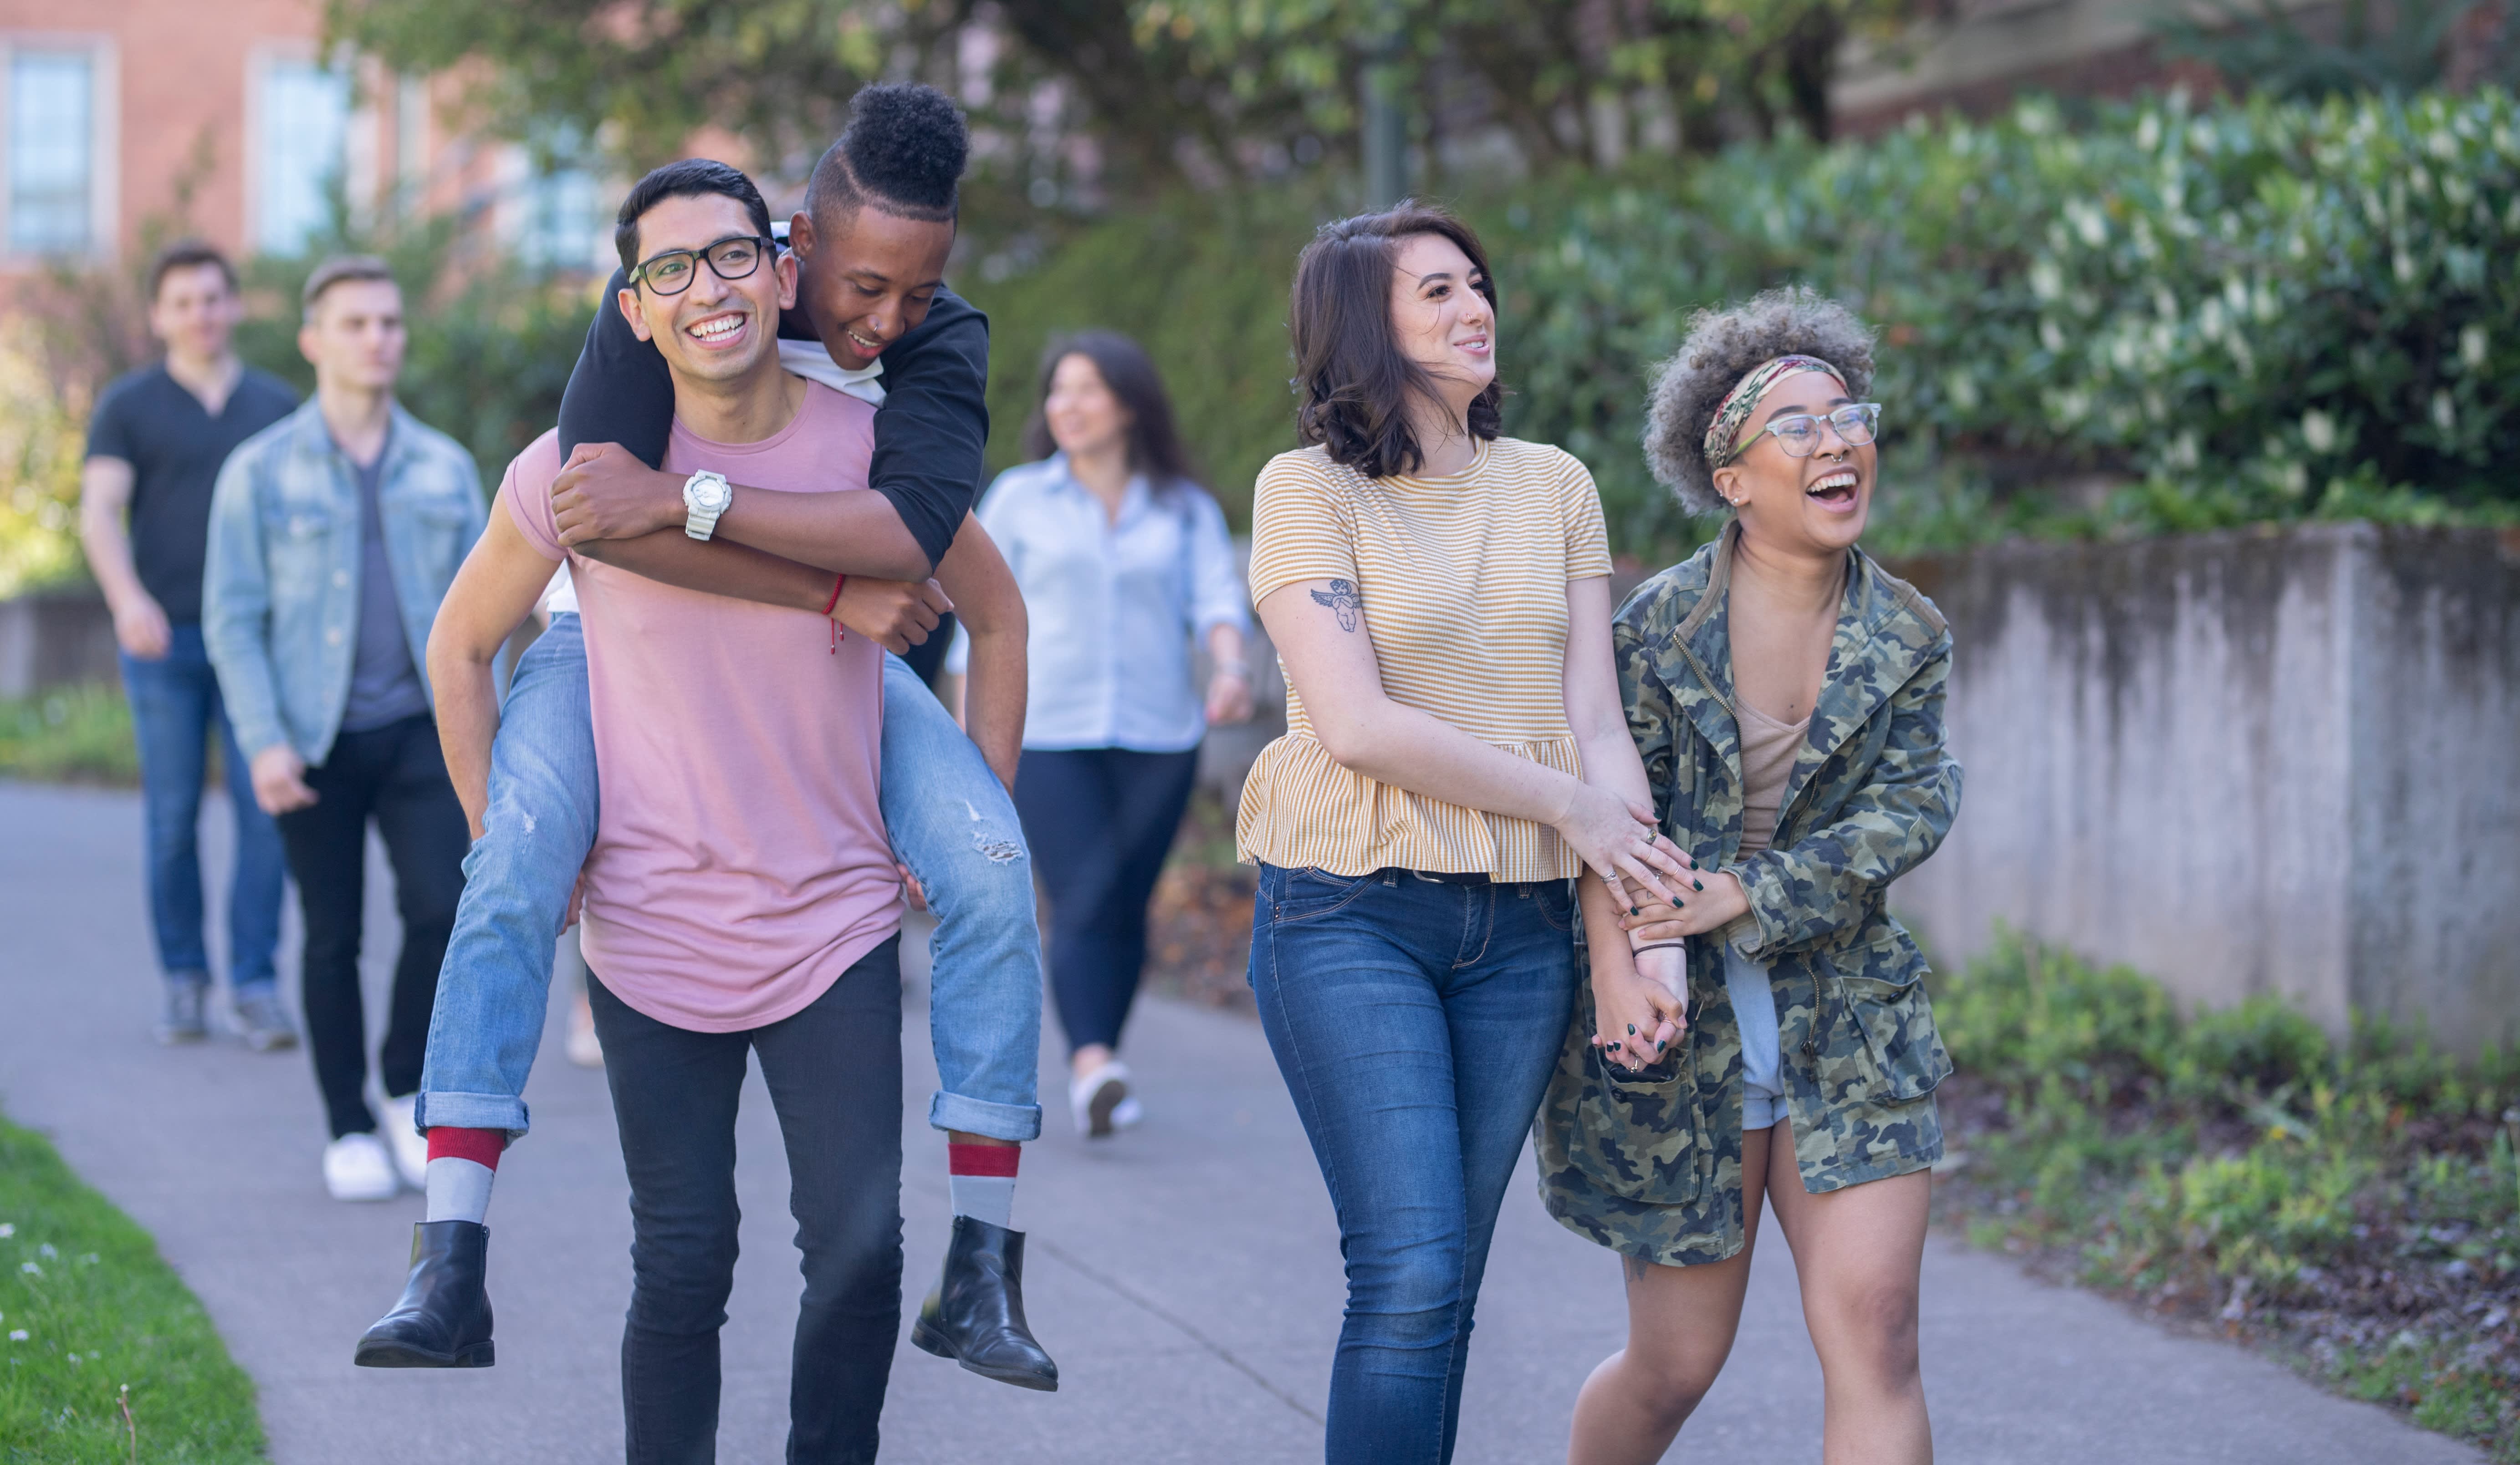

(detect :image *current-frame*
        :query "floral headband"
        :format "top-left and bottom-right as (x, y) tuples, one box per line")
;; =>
(1702, 354), (1847, 471)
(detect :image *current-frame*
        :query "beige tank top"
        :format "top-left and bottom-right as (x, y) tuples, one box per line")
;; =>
(1733, 700), (1809, 858)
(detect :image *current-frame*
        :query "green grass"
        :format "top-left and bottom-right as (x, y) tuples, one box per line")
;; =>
(0, 1114), (263, 1462)
(1931, 930), (2520, 1460)
(0, 686), (137, 787)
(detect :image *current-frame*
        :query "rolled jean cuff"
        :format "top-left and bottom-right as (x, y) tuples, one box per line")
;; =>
(928, 1091), (1042, 1142)
(230, 977), (278, 999)
(414, 1090), (531, 1140)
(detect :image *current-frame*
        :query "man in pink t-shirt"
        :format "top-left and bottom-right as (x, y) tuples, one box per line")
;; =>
(419, 161), (911, 1458)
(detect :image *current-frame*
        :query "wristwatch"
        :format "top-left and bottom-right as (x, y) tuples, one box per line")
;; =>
(682, 470), (732, 541)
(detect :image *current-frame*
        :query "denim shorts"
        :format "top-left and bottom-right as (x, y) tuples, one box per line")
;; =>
(1723, 938), (1788, 1132)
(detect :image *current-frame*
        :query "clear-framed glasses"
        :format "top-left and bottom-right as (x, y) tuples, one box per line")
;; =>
(628, 234), (776, 296)
(1743, 402), (1882, 459)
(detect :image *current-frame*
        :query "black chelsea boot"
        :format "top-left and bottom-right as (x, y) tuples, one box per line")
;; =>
(354, 1220), (496, 1368)
(910, 1215), (1058, 1391)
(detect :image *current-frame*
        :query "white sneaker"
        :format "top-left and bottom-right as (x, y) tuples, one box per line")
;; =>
(381, 1095), (429, 1190)
(323, 1133), (400, 1202)
(1070, 1060), (1134, 1139)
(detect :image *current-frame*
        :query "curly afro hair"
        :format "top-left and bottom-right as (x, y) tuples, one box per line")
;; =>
(1641, 286), (1877, 515)
(805, 82), (968, 226)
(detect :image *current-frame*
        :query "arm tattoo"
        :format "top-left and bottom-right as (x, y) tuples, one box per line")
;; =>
(1310, 578), (1363, 632)
(1623, 1253), (1652, 1286)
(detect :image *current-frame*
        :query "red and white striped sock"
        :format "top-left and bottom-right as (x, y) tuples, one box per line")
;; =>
(424, 1127), (504, 1225)
(946, 1141), (1019, 1230)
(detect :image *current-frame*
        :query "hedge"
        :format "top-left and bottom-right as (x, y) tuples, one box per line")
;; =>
(966, 88), (2520, 558)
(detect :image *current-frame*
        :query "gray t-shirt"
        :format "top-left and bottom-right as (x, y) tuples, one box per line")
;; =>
(338, 436), (430, 733)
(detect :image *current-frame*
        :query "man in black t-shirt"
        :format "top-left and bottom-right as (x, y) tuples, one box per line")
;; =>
(81, 240), (300, 1050)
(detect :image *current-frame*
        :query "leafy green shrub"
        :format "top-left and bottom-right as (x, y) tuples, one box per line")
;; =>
(0, 322), (89, 598)
(1933, 933), (2520, 1454)
(974, 88), (2520, 558)
(1930, 926), (2180, 1090)
(0, 684), (138, 785)
(971, 192), (1322, 524)
(2172, 995), (2335, 1098)
(2164, 1140), (2367, 1283)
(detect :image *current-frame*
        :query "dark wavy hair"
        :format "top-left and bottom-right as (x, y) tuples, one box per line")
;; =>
(1024, 330), (1197, 495)
(1288, 201), (1503, 479)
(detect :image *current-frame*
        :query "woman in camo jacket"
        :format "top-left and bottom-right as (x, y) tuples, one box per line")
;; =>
(1537, 286), (1963, 1465)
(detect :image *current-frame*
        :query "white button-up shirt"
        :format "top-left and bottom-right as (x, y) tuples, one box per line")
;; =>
(950, 453), (1250, 753)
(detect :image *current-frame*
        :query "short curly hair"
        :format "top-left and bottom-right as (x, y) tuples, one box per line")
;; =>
(804, 82), (969, 227)
(1642, 286), (1878, 515)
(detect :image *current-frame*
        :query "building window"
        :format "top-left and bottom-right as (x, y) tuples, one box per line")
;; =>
(503, 131), (608, 275)
(9, 50), (95, 255)
(516, 163), (607, 274)
(255, 55), (349, 256)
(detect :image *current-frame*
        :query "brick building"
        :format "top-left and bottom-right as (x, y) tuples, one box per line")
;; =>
(0, 0), (606, 273)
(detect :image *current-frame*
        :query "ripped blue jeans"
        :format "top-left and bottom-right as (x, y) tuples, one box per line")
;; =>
(414, 614), (1044, 1141)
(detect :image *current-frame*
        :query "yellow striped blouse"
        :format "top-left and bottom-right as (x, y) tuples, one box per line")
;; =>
(1236, 436), (1615, 882)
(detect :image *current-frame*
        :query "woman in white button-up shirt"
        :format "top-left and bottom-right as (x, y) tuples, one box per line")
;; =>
(950, 331), (1252, 1137)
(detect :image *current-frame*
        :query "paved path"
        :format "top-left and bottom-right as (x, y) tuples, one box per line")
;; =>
(0, 779), (2481, 1464)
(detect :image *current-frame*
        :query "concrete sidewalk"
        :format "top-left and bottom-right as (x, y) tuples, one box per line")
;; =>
(0, 779), (2481, 1463)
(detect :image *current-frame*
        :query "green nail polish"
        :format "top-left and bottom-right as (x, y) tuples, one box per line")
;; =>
(1626, 1024), (1636, 1035)
(1693, 879), (1704, 891)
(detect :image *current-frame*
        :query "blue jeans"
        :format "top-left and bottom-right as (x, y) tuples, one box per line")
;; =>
(119, 623), (285, 993)
(416, 618), (1044, 1142)
(1247, 864), (1578, 1465)
(1009, 746), (1199, 1054)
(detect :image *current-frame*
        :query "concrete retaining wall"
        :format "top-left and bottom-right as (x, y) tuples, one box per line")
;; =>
(1889, 523), (2520, 1052)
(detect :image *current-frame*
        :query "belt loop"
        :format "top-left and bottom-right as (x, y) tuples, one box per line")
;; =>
(1381, 869), (1398, 886)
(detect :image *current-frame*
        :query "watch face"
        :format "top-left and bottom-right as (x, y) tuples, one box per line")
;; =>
(690, 475), (731, 512)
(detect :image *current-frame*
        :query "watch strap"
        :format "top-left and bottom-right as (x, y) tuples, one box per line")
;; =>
(683, 471), (729, 541)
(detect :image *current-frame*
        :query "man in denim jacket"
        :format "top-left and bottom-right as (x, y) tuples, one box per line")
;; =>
(203, 256), (485, 1204)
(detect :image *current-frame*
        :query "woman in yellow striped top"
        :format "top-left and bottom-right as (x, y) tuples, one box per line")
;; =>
(1240, 201), (1694, 1464)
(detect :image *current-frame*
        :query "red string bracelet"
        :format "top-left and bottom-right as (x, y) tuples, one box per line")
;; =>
(823, 574), (847, 653)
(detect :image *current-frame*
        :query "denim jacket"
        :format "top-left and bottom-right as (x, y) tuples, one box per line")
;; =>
(202, 400), (484, 765)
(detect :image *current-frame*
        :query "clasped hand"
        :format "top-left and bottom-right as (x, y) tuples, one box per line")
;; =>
(1586, 861), (1753, 1075)
(835, 577), (952, 655)
(1554, 781), (1694, 908)
(552, 442), (682, 545)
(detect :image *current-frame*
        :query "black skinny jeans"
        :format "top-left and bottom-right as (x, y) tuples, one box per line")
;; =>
(1010, 746), (1198, 1055)
(587, 936), (905, 1465)
(272, 714), (468, 1139)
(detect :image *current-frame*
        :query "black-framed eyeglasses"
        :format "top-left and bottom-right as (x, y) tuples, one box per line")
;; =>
(1741, 402), (1883, 459)
(628, 234), (777, 296)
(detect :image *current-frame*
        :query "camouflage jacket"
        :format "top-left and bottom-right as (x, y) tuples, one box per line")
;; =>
(1537, 522), (1963, 1267)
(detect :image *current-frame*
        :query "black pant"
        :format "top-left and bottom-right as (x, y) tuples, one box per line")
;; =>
(588, 937), (905, 1465)
(272, 714), (469, 1139)
(1010, 746), (1199, 1055)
